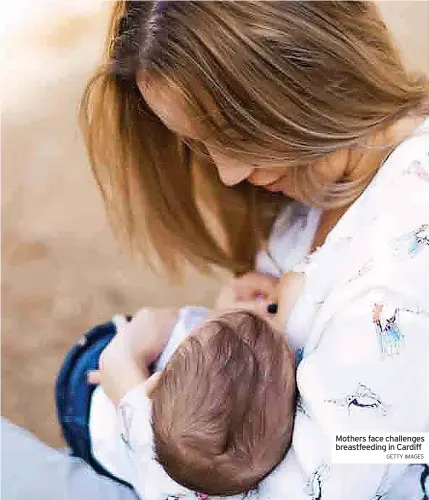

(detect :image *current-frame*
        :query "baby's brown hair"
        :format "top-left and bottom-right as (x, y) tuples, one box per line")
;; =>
(151, 310), (296, 496)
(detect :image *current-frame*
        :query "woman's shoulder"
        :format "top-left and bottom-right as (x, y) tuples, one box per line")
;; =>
(375, 117), (429, 227)
(327, 117), (429, 246)
(376, 115), (429, 189)
(297, 120), (429, 330)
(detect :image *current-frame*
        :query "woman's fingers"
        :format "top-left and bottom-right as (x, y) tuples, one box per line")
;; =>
(232, 272), (279, 301)
(215, 272), (280, 310)
(232, 299), (271, 315)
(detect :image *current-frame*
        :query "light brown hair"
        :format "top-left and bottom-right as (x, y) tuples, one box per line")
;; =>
(151, 310), (296, 495)
(80, 1), (429, 277)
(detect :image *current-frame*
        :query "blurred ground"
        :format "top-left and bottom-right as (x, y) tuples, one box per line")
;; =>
(1, 2), (429, 447)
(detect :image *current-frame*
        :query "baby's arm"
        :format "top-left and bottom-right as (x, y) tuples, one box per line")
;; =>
(93, 309), (178, 405)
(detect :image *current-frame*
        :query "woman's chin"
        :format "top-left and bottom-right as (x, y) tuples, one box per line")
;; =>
(264, 184), (284, 193)
(264, 183), (295, 200)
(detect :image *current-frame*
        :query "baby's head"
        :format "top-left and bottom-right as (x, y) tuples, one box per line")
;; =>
(150, 310), (296, 496)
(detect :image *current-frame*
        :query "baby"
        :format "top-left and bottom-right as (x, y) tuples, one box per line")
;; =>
(56, 273), (304, 499)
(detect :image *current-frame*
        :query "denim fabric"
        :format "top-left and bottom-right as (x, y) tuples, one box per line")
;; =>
(55, 321), (132, 489)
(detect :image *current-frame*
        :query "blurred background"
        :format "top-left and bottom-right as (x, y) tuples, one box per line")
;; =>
(1, 1), (429, 447)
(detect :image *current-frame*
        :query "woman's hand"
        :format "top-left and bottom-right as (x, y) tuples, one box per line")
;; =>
(215, 271), (279, 309)
(88, 308), (178, 405)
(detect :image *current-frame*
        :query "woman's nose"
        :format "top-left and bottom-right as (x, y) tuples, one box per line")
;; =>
(208, 148), (254, 186)
(216, 163), (253, 186)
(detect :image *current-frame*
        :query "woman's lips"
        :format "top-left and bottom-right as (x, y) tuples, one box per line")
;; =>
(248, 173), (288, 193)
(263, 179), (285, 192)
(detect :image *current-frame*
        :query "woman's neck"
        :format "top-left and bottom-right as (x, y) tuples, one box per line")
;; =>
(346, 114), (427, 184)
(311, 113), (427, 251)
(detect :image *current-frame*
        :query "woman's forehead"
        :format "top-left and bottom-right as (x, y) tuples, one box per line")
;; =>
(136, 71), (223, 140)
(137, 74), (196, 137)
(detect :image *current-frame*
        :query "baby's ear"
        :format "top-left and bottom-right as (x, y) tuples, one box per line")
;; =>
(145, 372), (162, 399)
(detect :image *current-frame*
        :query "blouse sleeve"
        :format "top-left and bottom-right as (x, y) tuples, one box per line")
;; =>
(271, 290), (429, 499)
(262, 131), (429, 499)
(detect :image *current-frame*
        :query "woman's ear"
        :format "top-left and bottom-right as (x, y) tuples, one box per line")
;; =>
(145, 372), (162, 399)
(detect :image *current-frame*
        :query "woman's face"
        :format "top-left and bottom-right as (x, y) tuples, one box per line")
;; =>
(138, 78), (349, 202)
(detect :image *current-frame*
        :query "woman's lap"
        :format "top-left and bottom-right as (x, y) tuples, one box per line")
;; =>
(1, 417), (138, 500)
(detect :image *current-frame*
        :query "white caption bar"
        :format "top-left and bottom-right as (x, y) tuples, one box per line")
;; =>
(332, 432), (429, 464)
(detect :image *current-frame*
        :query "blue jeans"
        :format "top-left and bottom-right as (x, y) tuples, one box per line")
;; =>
(55, 321), (132, 489)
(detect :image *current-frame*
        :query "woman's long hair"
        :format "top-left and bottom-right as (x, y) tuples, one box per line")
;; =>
(80, 1), (429, 277)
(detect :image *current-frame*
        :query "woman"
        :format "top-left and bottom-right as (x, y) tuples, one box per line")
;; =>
(3, 2), (428, 499)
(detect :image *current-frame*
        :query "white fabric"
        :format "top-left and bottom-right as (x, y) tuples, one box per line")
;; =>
(256, 202), (322, 277)
(89, 306), (210, 491)
(154, 306), (209, 371)
(90, 117), (429, 500)
(257, 117), (429, 500)
(116, 383), (199, 500)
